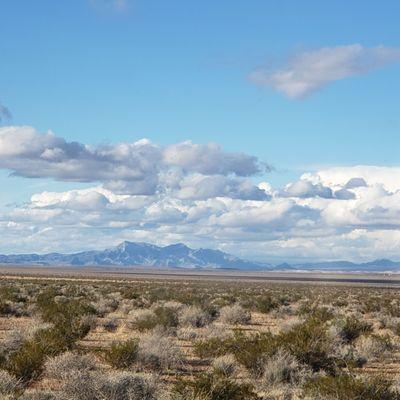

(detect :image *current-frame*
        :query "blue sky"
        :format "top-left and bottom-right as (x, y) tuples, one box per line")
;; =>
(0, 0), (400, 261)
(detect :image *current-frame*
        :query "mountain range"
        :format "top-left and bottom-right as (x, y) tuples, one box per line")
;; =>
(0, 241), (399, 272)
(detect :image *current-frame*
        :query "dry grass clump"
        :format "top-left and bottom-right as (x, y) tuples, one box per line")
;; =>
(177, 326), (199, 340)
(44, 352), (98, 379)
(0, 369), (22, 396)
(219, 304), (251, 325)
(19, 389), (56, 400)
(260, 349), (311, 388)
(211, 354), (238, 377)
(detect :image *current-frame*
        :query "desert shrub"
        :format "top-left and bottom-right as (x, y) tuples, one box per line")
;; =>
(219, 304), (251, 325)
(355, 335), (393, 362)
(138, 332), (183, 370)
(179, 306), (210, 328)
(103, 339), (139, 369)
(298, 304), (334, 322)
(5, 339), (46, 382)
(153, 305), (179, 329)
(211, 354), (237, 377)
(255, 295), (281, 314)
(261, 349), (310, 387)
(36, 289), (95, 327)
(337, 317), (373, 343)
(194, 331), (276, 375)
(173, 371), (258, 400)
(0, 369), (22, 396)
(194, 337), (228, 359)
(304, 374), (399, 400)
(44, 352), (98, 379)
(59, 371), (162, 400)
(0, 289), (96, 382)
(128, 309), (158, 331)
(277, 317), (337, 373)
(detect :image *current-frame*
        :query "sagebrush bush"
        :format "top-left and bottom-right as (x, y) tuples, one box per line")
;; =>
(138, 332), (183, 370)
(355, 334), (393, 362)
(179, 306), (210, 328)
(103, 339), (139, 369)
(59, 371), (163, 400)
(44, 352), (98, 379)
(219, 304), (251, 325)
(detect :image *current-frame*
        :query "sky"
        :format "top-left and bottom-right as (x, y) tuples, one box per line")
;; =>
(0, 0), (399, 262)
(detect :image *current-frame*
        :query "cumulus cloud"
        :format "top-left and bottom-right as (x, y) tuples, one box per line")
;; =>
(0, 126), (267, 199)
(282, 180), (333, 199)
(249, 44), (400, 99)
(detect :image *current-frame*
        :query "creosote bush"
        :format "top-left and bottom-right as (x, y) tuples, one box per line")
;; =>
(337, 316), (373, 343)
(304, 374), (400, 400)
(103, 339), (139, 369)
(173, 371), (258, 400)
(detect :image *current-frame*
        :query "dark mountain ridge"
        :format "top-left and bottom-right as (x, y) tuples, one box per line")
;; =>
(0, 242), (399, 271)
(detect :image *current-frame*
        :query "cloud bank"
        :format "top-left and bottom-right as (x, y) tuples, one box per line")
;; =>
(250, 44), (400, 99)
(0, 126), (399, 262)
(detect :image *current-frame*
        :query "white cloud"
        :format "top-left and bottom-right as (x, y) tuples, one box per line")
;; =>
(0, 126), (267, 199)
(1, 127), (400, 262)
(249, 44), (400, 99)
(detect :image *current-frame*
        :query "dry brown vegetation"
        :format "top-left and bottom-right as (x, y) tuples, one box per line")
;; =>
(0, 273), (400, 399)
